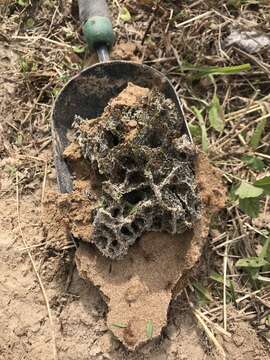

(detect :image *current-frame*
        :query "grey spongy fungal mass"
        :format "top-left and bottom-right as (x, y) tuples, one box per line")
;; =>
(73, 84), (200, 259)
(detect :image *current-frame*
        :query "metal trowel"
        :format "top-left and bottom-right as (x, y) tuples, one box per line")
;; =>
(52, 0), (191, 193)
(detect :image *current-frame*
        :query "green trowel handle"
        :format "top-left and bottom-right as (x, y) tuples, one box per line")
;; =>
(78, 0), (115, 52)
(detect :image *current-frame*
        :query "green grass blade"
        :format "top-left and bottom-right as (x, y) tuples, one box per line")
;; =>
(112, 323), (127, 328)
(250, 118), (267, 148)
(191, 106), (209, 151)
(193, 282), (213, 301)
(146, 320), (153, 339)
(175, 63), (251, 79)
(229, 280), (237, 307)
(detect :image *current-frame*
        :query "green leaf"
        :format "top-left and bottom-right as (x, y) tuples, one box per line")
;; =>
(119, 6), (131, 22)
(59, 74), (70, 83)
(210, 272), (229, 286)
(15, 134), (23, 146)
(250, 267), (259, 281)
(191, 106), (209, 152)
(26, 18), (34, 28)
(254, 176), (270, 196)
(239, 197), (261, 218)
(17, 0), (28, 6)
(209, 95), (224, 133)
(236, 257), (269, 268)
(259, 236), (270, 260)
(242, 155), (265, 171)
(193, 282), (213, 301)
(250, 118), (267, 149)
(235, 182), (263, 199)
(52, 87), (61, 97)
(5, 165), (17, 178)
(112, 323), (127, 328)
(72, 46), (86, 54)
(20, 60), (31, 73)
(188, 124), (201, 139)
(146, 320), (153, 339)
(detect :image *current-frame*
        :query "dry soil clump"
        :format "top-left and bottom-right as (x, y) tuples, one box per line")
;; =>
(75, 152), (226, 349)
(44, 83), (226, 349)
(65, 83), (201, 259)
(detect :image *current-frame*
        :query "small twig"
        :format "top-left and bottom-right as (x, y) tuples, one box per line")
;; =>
(245, 223), (268, 238)
(16, 173), (58, 360)
(189, 0), (204, 8)
(41, 161), (48, 212)
(211, 114), (269, 150)
(46, 6), (59, 37)
(193, 309), (226, 359)
(22, 83), (51, 125)
(144, 56), (176, 64)
(254, 296), (270, 310)
(18, 154), (47, 162)
(212, 234), (246, 251)
(0, 31), (10, 42)
(39, 138), (52, 152)
(184, 290), (226, 359)
(165, 9), (173, 34)
(195, 308), (231, 338)
(17, 242), (45, 252)
(171, 46), (182, 67)
(223, 240), (229, 332)
(201, 290), (265, 319)
(112, 0), (121, 9)
(175, 11), (213, 28)
(141, 4), (159, 45)
(263, 196), (269, 217)
(234, 47), (270, 75)
(254, 152), (270, 160)
(12, 35), (72, 48)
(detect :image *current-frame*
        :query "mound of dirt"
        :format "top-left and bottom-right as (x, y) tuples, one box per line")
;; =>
(75, 153), (226, 349)
(43, 83), (226, 350)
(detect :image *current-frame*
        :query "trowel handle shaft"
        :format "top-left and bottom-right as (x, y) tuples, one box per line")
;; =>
(78, 0), (115, 61)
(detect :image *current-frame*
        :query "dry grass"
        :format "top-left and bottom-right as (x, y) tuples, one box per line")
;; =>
(1, 0), (270, 353)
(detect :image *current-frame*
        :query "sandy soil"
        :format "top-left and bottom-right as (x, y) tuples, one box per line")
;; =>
(0, 190), (209, 360)
(1, 191), (269, 360)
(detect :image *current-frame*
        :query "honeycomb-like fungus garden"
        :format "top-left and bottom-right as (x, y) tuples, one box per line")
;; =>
(72, 83), (201, 259)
